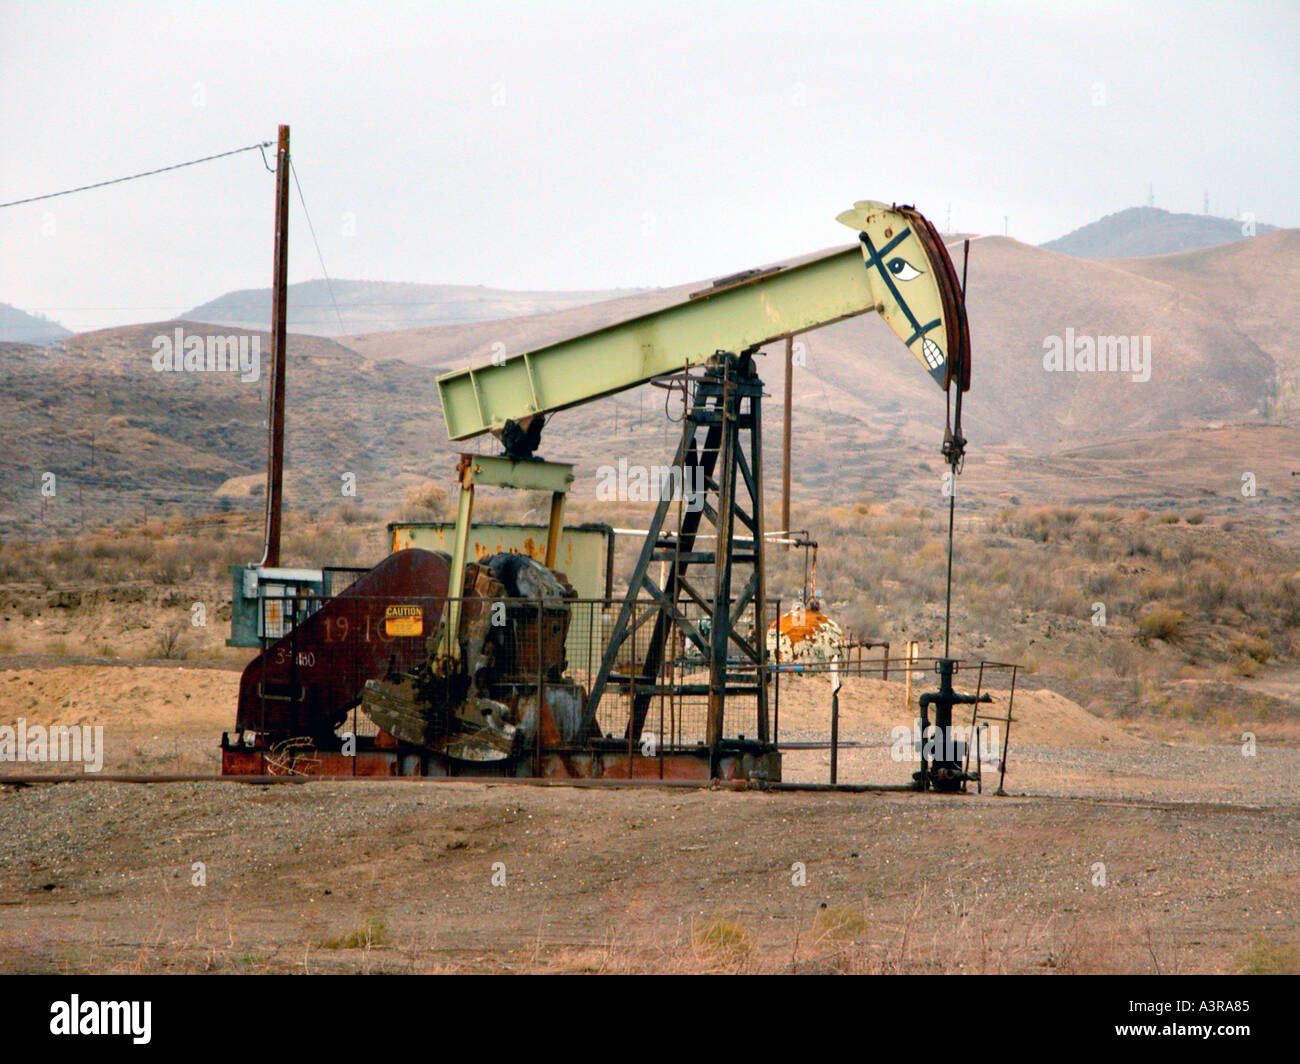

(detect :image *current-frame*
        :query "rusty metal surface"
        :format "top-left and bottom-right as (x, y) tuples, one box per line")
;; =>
(766, 604), (845, 662)
(227, 542), (785, 782)
(9, 772), (871, 790)
(365, 555), (579, 762)
(899, 204), (971, 392)
(221, 744), (771, 782)
(389, 521), (614, 599)
(234, 548), (451, 738)
(221, 744), (395, 778)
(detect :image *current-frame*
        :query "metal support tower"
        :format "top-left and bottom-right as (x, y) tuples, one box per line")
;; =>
(581, 351), (771, 775)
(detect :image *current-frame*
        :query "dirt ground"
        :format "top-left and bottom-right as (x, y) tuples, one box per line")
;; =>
(0, 661), (1297, 973)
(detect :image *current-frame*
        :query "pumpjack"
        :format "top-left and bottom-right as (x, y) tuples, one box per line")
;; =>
(223, 201), (976, 782)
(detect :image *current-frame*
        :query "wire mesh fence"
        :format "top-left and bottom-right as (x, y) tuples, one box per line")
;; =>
(247, 589), (784, 753)
(246, 583), (1019, 787)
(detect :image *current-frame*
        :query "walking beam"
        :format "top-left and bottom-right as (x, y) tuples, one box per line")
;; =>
(436, 246), (876, 440)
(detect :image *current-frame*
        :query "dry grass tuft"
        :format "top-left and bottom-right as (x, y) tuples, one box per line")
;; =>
(1233, 935), (1300, 974)
(692, 914), (752, 965)
(318, 916), (391, 951)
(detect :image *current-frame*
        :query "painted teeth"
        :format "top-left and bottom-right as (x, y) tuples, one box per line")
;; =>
(923, 338), (944, 369)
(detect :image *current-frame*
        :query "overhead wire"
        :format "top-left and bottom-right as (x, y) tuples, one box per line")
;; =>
(289, 160), (345, 336)
(0, 141), (273, 209)
(4, 137), (353, 345)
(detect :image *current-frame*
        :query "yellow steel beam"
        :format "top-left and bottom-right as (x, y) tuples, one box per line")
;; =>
(436, 245), (875, 440)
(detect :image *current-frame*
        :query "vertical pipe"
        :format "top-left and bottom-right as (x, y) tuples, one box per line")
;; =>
(261, 124), (290, 569)
(998, 665), (1016, 796)
(772, 595), (780, 747)
(904, 640), (917, 718)
(626, 625), (635, 775)
(440, 458), (475, 661)
(829, 657), (840, 785)
(544, 490), (565, 568)
(658, 676), (665, 780)
(535, 596), (543, 777)
(781, 337), (793, 548)
(750, 378), (769, 745)
(707, 365), (737, 755)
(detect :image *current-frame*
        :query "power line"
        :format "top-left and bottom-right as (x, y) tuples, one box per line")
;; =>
(18, 299), (618, 312)
(289, 160), (345, 334)
(0, 141), (273, 210)
(17, 297), (623, 311)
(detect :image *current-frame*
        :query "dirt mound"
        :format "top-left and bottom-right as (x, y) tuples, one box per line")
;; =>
(3, 666), (1137, 753)
(214, 473), (265, 498)
(0, 664), (1142, 780)
(775, 675), (1139, 748)
(0, 665), (235, 731)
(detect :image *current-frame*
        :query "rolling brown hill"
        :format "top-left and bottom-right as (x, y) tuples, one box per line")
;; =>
(2, 230), (1295, 541)
(0, 324), (450, 540)
(1107, 229), (1300, 418)
(347, 233), (1285, 455)
(184, 278), (646, 337)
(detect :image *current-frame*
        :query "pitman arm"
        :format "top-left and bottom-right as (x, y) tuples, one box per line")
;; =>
(435, 202), (970, 441)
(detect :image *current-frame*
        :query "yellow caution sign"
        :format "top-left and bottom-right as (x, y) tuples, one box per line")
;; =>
(384, 604), (423, 637)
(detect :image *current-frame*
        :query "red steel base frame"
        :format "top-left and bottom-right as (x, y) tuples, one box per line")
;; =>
(220, 732), (781, 782)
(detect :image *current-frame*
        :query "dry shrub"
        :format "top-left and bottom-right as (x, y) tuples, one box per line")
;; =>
(1137, 605), (1187, 642)
(337, 503), (378, 526)
(1230, 634), (1274, 664)
(155, 621), (185, 659)
(401, 481), (449, 515)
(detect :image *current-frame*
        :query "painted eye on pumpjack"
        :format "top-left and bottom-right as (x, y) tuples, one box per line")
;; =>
(887, 256), (922, 281)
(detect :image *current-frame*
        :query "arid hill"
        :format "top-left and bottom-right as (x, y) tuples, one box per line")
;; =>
(347, 233), (1287, 453)
(0, 301), (70, 345)
(1041, 205), (1278, 258)
(2, 230), (1295, 539)
(0, 324), (448, 539)
(1108, 229), (1300, 417)
(184, 278), (646, 338)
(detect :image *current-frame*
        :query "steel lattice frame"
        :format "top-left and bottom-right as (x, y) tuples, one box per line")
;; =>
(582, 351), (772, 774)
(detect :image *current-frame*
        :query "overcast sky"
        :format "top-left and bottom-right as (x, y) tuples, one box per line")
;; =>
(2, 0), (1297, 332)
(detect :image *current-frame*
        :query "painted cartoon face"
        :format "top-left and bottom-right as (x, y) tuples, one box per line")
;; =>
(836, 201), (969, 391)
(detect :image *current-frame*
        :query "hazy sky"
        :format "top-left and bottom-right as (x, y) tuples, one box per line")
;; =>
(2, 0), (1297, 331)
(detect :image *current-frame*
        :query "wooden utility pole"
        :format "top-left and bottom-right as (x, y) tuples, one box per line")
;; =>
(781, 336), (793, 547)
(260, 124), (290, 567)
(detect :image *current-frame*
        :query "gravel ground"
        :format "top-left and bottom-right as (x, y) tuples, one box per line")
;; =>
(1, 776), (1296, 974)
(1, 662), (1295, 974)
(781, 733), (1300, 804)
